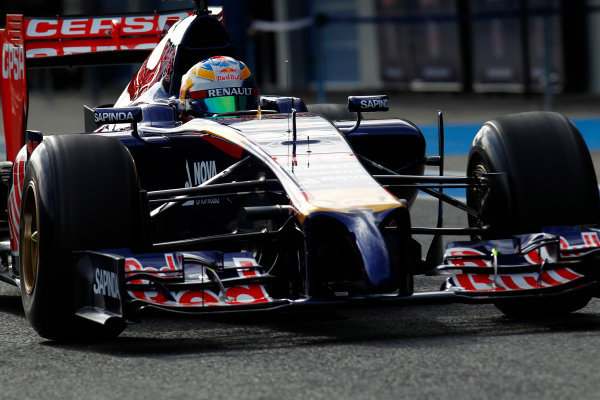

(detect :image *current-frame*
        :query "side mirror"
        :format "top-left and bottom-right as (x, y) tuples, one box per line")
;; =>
(342, 95), (390, 135)
(93, 107), (144, 141)
(347, 95), (390, 113)
(93, 107), (143, 126)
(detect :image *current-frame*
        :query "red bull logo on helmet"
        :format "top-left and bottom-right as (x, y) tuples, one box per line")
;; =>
(216, 64), (241, 82)
(213, 61), (242, 82)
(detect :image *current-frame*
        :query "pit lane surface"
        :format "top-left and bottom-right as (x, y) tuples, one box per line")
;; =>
(2, 198), (600, 400)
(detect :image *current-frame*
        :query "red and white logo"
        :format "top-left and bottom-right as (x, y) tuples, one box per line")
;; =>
(2, 43), (25, 80)
(22, 12), (190, 59)
(445, 247), (490, 267)
(559, 232), (600, 258)
(216, 66), (241, 82)
(24, 13), (190, 39)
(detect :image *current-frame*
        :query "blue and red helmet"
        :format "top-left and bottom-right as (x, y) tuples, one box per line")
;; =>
(179, 56), (258, 116)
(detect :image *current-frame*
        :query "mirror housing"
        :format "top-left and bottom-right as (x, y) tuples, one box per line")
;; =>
(93, 106), (144, 141)
(347, 95), (389, 113)
(93, 107), (143, 126)
(341, 95), (390, 135)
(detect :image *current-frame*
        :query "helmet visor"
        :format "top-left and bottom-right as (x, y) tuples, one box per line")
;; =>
(188, 88), (258, 115)
(193, 96), (257, 114)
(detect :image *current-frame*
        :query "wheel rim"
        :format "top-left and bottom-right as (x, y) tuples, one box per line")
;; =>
(22, 181), (39, 295)
(467, 163), (489, 240)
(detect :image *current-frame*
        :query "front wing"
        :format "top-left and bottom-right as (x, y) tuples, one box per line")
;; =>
(74, 249), (285, 324)
(72, 226), (600, 325)
(440, 226), (600, 298)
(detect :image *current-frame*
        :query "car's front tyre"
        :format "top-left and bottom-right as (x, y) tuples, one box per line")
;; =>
(19, 134), (140, 340)
(467, 112), (599, 317)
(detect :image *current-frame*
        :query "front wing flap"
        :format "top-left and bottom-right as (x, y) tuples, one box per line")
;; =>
(440, 226), (600, 297)
(73, 249), (282, 323)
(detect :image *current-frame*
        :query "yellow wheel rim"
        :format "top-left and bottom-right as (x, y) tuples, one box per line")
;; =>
(22, 181), (39, 295)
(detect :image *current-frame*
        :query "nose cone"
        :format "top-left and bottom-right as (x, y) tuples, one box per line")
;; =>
(343, 211), (395, 289)
(306, 207), (410, 294)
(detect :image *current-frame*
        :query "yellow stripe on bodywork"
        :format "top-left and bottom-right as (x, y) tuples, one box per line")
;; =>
(291, 188), (405, 223)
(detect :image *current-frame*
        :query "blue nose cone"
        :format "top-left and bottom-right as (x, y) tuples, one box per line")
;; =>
(306, 207), (409, 293)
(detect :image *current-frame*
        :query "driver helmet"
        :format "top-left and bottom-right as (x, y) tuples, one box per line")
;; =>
(179, 56), (258, 117)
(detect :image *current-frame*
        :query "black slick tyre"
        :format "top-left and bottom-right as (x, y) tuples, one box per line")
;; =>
(467, 111), (600, 238)
(19, 134), (140, 340)
(467, 112), (599, 317)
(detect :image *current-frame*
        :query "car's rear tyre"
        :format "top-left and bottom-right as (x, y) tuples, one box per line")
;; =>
(467, 112), (599, 317)
(19, 135), (140, 340)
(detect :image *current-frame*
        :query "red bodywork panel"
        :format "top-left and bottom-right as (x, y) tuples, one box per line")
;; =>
(21, 12), (192, 57)
(0, 15), (28, 162)
(0, 8), (226, 162)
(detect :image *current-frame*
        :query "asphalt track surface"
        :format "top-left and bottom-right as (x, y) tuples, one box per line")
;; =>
(3, 198), (600, 400)
(2, 92), (600, 399)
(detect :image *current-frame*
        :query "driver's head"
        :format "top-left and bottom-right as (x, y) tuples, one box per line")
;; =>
(179, 56), (258, 117)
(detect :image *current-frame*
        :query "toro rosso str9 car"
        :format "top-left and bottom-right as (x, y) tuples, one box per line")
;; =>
(2, 1), (600, 340)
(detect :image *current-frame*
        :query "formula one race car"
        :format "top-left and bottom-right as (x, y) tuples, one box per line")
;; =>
(1, 0), (600, 340)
